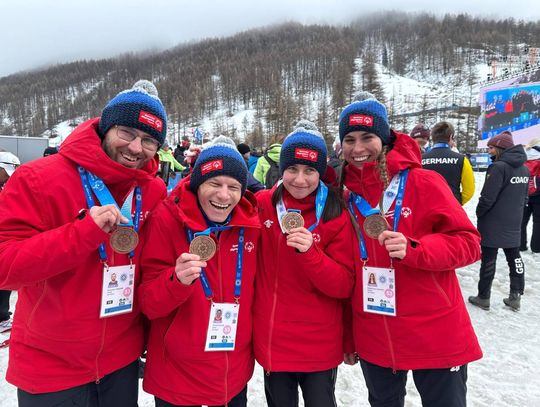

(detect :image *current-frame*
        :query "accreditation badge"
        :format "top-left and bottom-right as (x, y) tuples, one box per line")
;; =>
(363, 266), (396, 316)
(99, 264), (135, 318)
(204, 302), (239, 351)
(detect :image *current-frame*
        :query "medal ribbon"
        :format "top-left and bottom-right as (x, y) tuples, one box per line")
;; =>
(276, 181), (328, 233)
(348, 169), (409, 261)
(186, 227), (245, 300)
(78, 167), (142, 260)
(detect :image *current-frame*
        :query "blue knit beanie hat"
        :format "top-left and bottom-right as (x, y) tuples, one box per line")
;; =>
(338, 92), (390, 145)
(190, 136), (248, 194)
(98, 80), (167, 146)
(280, 120), (327, 177)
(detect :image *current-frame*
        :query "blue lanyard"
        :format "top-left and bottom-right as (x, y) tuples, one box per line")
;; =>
(432, 143), (450, 149)
(309, 181), (328, 232)
(78, 167), (142, 260)
(348, 169), (409, 261)
(277, 181), (328, 232)
(186, 227), (245, 301)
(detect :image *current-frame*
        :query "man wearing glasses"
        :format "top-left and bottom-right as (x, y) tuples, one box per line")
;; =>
(0, 80), (167, 406)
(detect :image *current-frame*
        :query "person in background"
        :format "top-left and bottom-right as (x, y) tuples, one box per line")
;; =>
(237, 143), (264, 193)
(421, 121), (475, 205)
(339, 94), (482, 407)
(237, 142), (260, 174)
(158, 139), (186, 173)
(254, 134), (284, 188)
(469, 131), (529, 312)
(0, 150), (20, 335)
(410, 123), (431, 153)
(520, 139), (540, 253)
(253, 123), (355, 407)
(0, 80), (168, 406)
(139, 136), (260, 407)
(181, 145), (202, 177)
(174, 138), (190, 166)
(43, 146), (58, 157)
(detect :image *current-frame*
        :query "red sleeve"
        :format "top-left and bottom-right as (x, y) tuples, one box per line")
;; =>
(399, 173), (481, 271)
(138, 204), (196, 320)
(0, 167), (108, 289)
(298, 212), (355, 299)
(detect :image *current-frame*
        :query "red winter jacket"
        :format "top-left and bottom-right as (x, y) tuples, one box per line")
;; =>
(253, 187), (355, 373)
(0, 118), (166, 392)
(344, 131), (482, 370)
(525, 159), (540, 196)
(139, 177), (260, 406)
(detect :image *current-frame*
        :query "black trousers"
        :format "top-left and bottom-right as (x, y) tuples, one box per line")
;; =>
(0, 289), (12, 321)
(521, 199), (540, 253)
(17, 360), (139, 407)
(478, 246), (525, 298)
(359, 359), (468, 407)
(155, 386), (247, 407)
(264, 368), (338, 407)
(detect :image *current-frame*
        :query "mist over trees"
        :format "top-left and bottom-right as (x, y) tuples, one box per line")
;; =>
(1, 12), (539, 151)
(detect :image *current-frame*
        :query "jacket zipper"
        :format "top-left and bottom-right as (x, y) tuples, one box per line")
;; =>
(224, 351), (230, 406)
(382, 316), (397, 373)
(266, 234), (281, 376)
(95, 318), (107, 383)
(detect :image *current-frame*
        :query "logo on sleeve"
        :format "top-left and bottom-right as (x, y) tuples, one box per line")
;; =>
(349, 114), (374, 127)
(201, 159), (223, 175)
(138, 111), (163, 131)
(295, 148), (318, 162)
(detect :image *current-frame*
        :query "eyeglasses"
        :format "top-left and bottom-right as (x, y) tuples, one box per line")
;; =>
(114, 126), (160, 152)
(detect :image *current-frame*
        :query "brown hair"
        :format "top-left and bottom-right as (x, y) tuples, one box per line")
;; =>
(430, 121), (454, 144)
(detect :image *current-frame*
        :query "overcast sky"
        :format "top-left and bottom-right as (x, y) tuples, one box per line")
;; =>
(1, 0), (539, 78)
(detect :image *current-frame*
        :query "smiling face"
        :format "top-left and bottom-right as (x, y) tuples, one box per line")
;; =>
(342, 131), (383, 168)
(282, 164), (320, 200)
(197, 175), (242, 223)
(102, 126), (156, 169)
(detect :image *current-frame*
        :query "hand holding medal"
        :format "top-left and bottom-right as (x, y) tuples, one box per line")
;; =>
(89, 204), (129, 233)
(175, 252), (208, 285)
(285, 226), (314, 253)
(378, 230), (408, 259)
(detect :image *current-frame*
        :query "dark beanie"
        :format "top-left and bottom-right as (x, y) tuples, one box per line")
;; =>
(280, 120), (327, 177)
(487, 131), (514, 150)
(338, 93), (391, 145)
(190, 136), (248, 194)
(410, 123), (430, 140)
(98, 80), (167, 146)
(237, 143), (251, 155)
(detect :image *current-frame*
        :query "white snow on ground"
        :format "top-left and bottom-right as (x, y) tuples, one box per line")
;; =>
(1, 172), (540, 406)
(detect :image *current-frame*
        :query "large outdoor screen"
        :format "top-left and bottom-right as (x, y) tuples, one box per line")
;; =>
(478, 66), (540, 147)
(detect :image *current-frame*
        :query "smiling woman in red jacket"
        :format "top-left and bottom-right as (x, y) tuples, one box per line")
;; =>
(338, 93), (482, 407)
(253, 122), (355, 407)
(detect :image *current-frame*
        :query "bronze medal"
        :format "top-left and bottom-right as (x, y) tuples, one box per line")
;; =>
(363, 214), (390, 239)
(189, 235), (217, 261)
(110, 226), (139, 254)
(281, 212), (304, 233)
